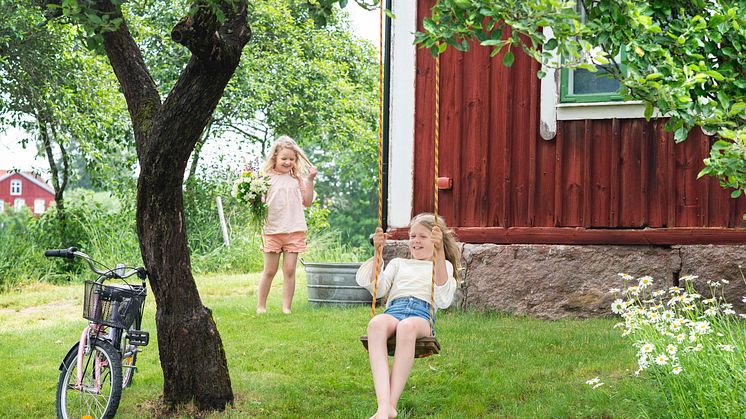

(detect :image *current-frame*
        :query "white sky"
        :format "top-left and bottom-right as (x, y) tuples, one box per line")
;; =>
(0, 5), (379, 173)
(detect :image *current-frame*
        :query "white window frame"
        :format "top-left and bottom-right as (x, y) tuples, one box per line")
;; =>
(34, 199), (45, 214)
(0, 200), (4, 213)
(14, 198), (25, 212)
(10, 179), (22, 196)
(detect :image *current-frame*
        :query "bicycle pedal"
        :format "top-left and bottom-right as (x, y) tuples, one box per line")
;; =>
(127, 330), (149, 346)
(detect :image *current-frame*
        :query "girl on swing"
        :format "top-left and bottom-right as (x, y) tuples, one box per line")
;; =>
(356, 213), (461, 419)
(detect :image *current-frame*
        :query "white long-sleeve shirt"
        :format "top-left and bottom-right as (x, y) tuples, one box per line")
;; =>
(356, 257), (457, 310)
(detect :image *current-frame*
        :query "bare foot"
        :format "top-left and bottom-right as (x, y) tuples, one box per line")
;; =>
(256, 307), (266, 314)
(282, 308), (292, 314)
(369, 408), (394, 419)
(389, 407), (398, 418)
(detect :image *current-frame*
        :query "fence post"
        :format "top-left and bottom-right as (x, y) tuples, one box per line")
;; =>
(216, 196), (230, 246)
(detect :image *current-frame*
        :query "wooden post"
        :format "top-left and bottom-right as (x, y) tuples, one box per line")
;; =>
(215, 196), (230, 246)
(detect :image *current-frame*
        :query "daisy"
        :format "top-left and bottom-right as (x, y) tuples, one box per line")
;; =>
(611, 299), (626, 314)
(666, 344), (677, 355)
(640, 343), (654, 354)
(655, 354), (669, 365)
(672, 365), (682, 375)
(638, 276), (653, 288)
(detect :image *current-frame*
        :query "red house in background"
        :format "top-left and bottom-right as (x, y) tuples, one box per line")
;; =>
(0, 170), (55, 214)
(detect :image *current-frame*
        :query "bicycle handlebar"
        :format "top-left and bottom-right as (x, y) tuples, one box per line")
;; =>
(43, 248), (147, 281)
(44, 247), (78, 259)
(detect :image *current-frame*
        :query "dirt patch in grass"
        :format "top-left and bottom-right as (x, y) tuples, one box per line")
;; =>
(0, 299), (79, 330)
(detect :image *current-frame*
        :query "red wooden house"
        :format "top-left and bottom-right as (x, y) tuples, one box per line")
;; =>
(381, 1), (746, 317)
(0, 170), (55, 215)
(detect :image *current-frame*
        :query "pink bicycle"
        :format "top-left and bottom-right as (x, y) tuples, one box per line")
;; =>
(45, 247), (149, 419)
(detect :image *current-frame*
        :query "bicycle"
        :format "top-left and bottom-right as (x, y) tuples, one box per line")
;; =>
(45, 247), (150, 419)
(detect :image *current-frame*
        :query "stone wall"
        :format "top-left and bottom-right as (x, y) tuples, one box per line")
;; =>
(383, 242), (746, 320)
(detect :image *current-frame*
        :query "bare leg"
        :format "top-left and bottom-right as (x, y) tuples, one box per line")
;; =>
(256, 252), (281, 313)
(281, 252), (299, 314)
(389, 317), (430, 413)
(367, 314), (399, 419)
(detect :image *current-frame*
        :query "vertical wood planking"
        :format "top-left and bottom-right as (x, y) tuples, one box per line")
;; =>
(526, 59), (540, 226)
(461, 38), (491, 226)
(438, 42), (463, 226)
(553, 124), (564, 227)
(609, 119), (621, 226)
(640, 122), (650, 226)
(582, 120), (592, 227)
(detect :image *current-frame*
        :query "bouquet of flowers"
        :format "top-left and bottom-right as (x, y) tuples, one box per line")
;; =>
(231, 162), (271, 229)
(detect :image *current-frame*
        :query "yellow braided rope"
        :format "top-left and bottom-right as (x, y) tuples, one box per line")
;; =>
(371, 0), (385, 319)
(429, 52), (440, 336)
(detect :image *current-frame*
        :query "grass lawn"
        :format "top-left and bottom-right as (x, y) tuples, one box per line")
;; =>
(0, 272), (666, 418)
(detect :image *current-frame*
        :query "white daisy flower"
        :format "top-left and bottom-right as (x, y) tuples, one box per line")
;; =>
(676, 333), (686, 343)
(680, 275), (698, 282)
(672, 365), (682, 375)
(618, 273), (634, 280)
(655, 354), (669, 365)
(666, 344), (677, 355)
(609, 287), (621, 294)
(611, 299), (626, 314)
(640, 343), (654, 354)
(717, 344), (734, 352)
(694, 321), (711, 334)
(638, 276), (653, 288)
(585, 377), (600, 386)
(724, 309), (736, 315)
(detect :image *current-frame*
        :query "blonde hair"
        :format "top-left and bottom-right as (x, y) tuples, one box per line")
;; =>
(409, 213), (462, 282)
(262, 135), (313, 179)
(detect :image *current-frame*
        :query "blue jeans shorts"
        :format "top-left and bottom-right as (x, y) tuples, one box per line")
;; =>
(384, 296), (435, 327)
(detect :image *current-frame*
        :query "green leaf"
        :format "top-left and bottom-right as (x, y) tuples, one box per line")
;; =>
(731, 189), (742, 198)
(502, 50), (515, 67)
(644, 102), (653, 120)
(544, 38), (558, 51)
(674, 127), (689, 142)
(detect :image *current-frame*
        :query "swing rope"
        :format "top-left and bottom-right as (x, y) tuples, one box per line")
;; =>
(428, 52), (440, 337)
(362, 2), (441, 357)
(370, 0), (385, 319)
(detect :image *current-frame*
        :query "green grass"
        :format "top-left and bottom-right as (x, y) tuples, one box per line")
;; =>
(0, 273), (667, 418)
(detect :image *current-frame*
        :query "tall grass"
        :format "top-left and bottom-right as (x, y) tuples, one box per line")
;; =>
(611, 273), (746, 417)
(0, 183), (369, 290)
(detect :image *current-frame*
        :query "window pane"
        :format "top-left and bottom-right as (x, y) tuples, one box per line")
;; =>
(14, 198), (25, 211)
(570, 67), (620, 95)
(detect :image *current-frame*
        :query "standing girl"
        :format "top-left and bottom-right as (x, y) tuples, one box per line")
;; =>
(356, 213), (461, 419)
(256, 135), (316, 314)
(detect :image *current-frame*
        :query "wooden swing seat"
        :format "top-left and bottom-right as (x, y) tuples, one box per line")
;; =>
(359, 335), (441, 358)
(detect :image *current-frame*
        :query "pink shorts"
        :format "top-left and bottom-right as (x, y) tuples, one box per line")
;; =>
(261, 231), (307, 253)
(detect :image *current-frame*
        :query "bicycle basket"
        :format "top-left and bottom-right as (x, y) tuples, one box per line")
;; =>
(83, 281), (146, 330)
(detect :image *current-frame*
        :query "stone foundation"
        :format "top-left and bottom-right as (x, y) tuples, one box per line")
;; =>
(383, 242), (746, 319)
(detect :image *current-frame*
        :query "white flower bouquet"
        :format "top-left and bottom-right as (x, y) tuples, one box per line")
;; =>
(231, 164), (271, 229)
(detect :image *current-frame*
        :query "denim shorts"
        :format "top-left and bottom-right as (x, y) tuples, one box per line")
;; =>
(384, 296), (435, 327)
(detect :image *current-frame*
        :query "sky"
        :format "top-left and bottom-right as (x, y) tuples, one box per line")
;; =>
(0, 4), (379, 174)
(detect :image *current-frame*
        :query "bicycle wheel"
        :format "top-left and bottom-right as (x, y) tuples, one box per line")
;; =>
(56, 339), (122, 419)
(120, 330), (138, 388)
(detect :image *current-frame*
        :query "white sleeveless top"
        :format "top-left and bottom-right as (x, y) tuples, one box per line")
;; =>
(263, 172), (307, 234)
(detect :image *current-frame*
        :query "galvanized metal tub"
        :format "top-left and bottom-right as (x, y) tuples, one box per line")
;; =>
(304, 262), (379, 307)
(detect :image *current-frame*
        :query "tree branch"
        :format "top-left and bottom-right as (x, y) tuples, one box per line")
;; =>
(91, 0), (161, 157)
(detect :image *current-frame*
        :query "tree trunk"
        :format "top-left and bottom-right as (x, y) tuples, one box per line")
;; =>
(137, 158), (233, 409)
(80, 0), (252, 411)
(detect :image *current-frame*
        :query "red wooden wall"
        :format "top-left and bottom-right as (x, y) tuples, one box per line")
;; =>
(404, 0), (746, 244)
